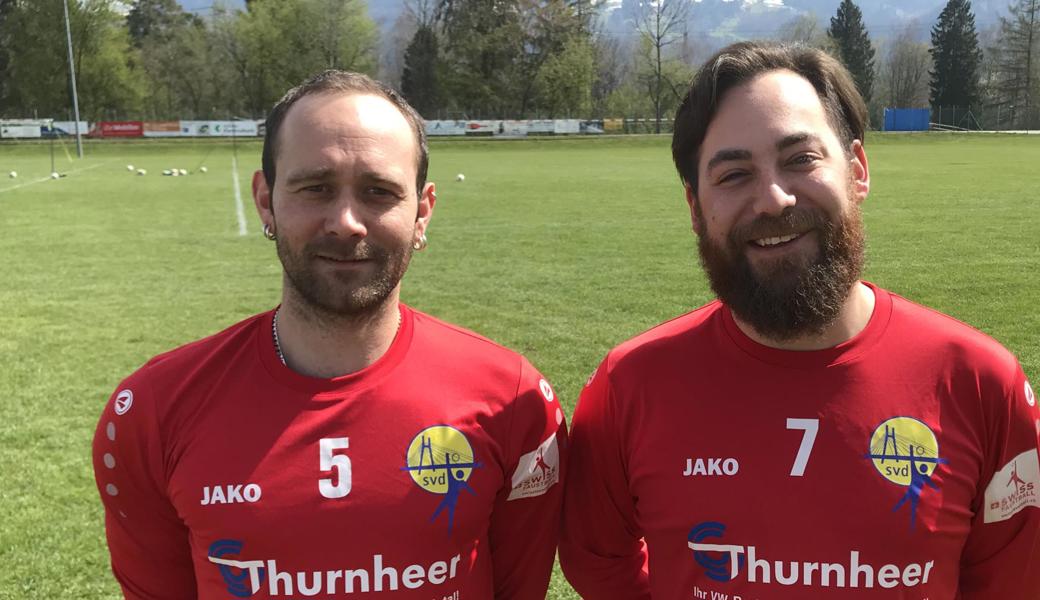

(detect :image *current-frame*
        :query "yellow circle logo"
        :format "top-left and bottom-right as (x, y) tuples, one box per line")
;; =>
(868, 417), (941, 486)
(404, 426), (477, 494)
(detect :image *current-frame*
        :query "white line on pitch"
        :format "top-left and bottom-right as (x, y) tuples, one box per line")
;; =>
(231, 155), (248, 236)
(0, 162), (106, 195)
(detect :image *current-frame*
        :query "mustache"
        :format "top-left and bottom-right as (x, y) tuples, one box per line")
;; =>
(730, 207), (830, 243)
(304, 238), (386, 260)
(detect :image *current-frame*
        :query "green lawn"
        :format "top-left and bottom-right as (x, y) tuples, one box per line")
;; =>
(1, 133), (1037, 598)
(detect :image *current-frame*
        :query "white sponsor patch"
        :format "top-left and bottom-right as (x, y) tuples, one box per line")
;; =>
(539, 378), (554, 403)
(508, 432), (560, 500)
(1025, 381), (1036, 407)
(114, 389), (134, 415)
(984, 448), (1040, 523)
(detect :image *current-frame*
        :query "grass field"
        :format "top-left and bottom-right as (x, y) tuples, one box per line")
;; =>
(1, 133), (1038, 598)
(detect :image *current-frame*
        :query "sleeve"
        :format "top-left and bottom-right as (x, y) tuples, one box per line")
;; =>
(959, 367), (1040, 598)
(92, 368), (198, 599)
(559, 358), (650, 600)
(487, 357), (568, 600)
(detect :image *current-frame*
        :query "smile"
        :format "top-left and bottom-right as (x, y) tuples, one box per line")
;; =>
(752, 232), (802, 247)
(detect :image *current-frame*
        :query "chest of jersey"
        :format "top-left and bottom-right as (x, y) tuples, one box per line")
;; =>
(623, 362), (982, 600)
(166, 380), (505, 599)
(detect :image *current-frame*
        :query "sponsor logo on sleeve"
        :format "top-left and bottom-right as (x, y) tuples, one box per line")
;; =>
(1025, 381), (1036, 408)
(400, 426), (482, 535)
(984, 448), (1040, 523)
(538, 378), (554, 403)
(864, 417), (947, 530)
(508, 432), (560, 500)
(114, 389), (134, 415)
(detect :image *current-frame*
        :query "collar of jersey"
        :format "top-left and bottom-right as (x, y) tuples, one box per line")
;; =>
(719, 280), (893, 369)
(256, 303), (415, 395)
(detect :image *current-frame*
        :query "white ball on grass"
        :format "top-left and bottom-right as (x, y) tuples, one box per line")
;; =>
(199, 166), (208, 173)
(162, 169), (172, 176)
(126, 164), (134, 171)
(8, 171), (15, 178)
(456, 173), (465, 182)
(136, 168), (147, 176)
(50, 172), (60, 179)
(178, 169), (187, 176)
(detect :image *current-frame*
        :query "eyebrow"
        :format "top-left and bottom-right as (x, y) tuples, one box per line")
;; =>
(705, 132), (824, 173)
(284, 168), (405, 190)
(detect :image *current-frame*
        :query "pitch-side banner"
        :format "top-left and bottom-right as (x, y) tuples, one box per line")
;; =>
(144, 121), (181, 137)
(49, 121), (89, 135)
(180, 120), (260, 136)
(426, 120), (467, 136)
(0, 124), (42, 138)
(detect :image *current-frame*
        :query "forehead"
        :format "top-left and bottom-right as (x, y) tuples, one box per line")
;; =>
(700, 69), (838, 160)
(277, 91), (417, 176)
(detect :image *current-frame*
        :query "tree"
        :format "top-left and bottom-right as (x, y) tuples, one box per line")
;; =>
(879, 22), (931, 108)
(3, 0), (143, 120)
(777, 13), (834, 53)
(0, 0), (16, 112)
(535, 33), (594, 117)
(930, 0), (983, 109)
(827, 0), (875, 103)
(401, 24), (441, 117)
(990, 0), (1040, 127)
(634, 0), (690, 133)
(126, 0), (195, 47)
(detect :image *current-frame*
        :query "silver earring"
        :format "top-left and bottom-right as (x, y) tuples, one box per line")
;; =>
(263, 223), (276, 240)
(412, 232), (428, 251)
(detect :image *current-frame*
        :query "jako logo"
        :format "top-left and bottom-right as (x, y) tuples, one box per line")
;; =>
(686, 521), (936, 589)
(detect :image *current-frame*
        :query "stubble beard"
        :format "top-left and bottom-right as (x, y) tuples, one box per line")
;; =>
(276, 232), (413, 321)
(696, 194), (866, 342)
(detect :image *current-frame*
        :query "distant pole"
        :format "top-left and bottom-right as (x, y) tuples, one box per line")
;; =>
(63, 0), (84, 158)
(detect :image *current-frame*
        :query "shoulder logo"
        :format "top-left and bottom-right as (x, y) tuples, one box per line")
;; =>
(984, 449), (1040, 523)
(864, 417), (947, 530)
(539, 379), (554, 403)
(114, 389), (133, 415)
(401, 425), (482, 535)
(1025, 381), (1035, 407)
(508, 431), (561, 500)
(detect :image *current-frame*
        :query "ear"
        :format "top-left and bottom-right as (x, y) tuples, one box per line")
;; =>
(849, 140), (870, 205)
(684, 183), (703, 236)
(416, 181), (436, 235)
(252, 170), (274, 229)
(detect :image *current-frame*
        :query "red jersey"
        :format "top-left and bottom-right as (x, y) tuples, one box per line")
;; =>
(93, 305), (566, 600)
(560, 283), (1039, 600)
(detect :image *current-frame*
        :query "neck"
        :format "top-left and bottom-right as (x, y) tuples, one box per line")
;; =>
(733, 281), (876, 351)
(275, 288), (403, 379)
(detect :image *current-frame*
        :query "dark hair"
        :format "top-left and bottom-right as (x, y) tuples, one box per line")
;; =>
(672, 42), (867, 192)
(261, 70), (429, 195)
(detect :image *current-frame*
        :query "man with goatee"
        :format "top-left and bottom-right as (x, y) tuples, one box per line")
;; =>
(93, 71), (565, 600)
(560, 41), (1039, 600)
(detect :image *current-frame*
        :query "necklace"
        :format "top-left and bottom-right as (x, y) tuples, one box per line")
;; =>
(272, 307), (402, 367)
(272, 308), (287, 365)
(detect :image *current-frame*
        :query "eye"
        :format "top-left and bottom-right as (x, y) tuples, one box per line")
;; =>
(788, 153), (820, 167)
(716, 170), (748, 185)
(299, 183), (331, 195)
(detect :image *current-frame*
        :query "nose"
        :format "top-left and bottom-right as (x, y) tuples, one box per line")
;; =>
(326, 194), (367, 238)
(753, 172), (797, 217)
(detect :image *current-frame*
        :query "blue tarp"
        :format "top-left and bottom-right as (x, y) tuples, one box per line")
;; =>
(884, 108), (930, 131)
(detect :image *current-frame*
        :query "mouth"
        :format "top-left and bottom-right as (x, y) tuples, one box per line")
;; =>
(750, 232), (803, 248)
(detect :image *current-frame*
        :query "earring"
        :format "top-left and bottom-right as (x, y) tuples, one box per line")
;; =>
(263, 223), (276, 240)
(412, 232), (428, 251)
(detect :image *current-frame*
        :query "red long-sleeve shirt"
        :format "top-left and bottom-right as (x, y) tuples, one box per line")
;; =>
(561, 283), (1039, 599)
(94, 304), (566, 599)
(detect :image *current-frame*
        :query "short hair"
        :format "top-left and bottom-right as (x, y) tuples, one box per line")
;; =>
(261, 70), (429, 196)
(672, 41), (867, 192)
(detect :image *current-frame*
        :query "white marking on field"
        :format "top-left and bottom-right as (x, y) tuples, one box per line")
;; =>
(0, 162), (106, 195)
(231, 155), (248, 236)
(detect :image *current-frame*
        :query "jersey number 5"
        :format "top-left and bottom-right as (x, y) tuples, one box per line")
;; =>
(319, 437), (352, 498)
(786, 418), (819, 477)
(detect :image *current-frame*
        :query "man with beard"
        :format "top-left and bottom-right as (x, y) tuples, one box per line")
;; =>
(560, 42), (1038, 600)
(92, 71), (566, 600)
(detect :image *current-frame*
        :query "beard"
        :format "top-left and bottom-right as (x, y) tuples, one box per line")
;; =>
(275, 231), (413, 319)
(696, 197), (865, 342)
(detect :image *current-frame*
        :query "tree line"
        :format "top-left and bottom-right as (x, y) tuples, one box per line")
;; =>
(0, 0), (1037, 129)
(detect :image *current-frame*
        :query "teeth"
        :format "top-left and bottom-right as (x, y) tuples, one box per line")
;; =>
(754, 233), (800, 247)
